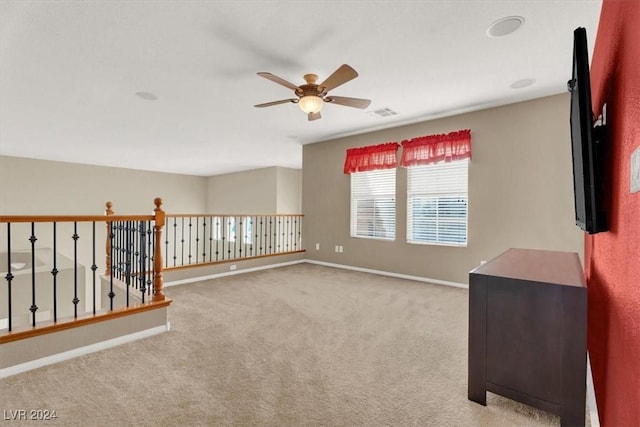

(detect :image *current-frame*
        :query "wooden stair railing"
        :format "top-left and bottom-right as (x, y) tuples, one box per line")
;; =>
(0, 198), (170, 343)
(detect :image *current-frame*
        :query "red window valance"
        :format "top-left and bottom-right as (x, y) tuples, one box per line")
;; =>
(343, 142), (400, 174)
(401, 129), (471, 167)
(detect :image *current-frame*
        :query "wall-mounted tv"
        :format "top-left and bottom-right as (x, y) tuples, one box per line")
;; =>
(567, 27), (608, 234)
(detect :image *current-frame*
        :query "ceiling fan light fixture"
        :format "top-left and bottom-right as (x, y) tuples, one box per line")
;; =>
(299, 95), (324, 114)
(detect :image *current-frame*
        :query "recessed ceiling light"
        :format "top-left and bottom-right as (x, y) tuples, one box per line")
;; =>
(487, 16), (525, 37)
(510, 78), (536, 89)
(135, 91), (158, 101)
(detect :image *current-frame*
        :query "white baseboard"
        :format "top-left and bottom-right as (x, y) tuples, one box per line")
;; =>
(164, 259), (306, 287)
(0, 323), (170, 379)
(165, 258), (468, 290)
(587, 353), (600, 427)
(304, 259), (469, 289)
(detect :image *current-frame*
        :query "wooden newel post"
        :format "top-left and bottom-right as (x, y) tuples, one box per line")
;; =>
(153, 197), (166, 301)
(105, 201), (114, 275)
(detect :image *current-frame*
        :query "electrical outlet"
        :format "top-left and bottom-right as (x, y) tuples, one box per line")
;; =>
(315, 243), (320, 250)
(335, 245), (339, 252)
(230, 264), (237, 271)
(338, 246), (344, 253)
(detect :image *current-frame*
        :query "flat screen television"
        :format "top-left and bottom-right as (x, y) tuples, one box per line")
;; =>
(568, 27), (607, 234)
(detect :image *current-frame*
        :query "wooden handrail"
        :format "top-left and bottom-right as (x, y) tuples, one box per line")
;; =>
(0, 214), (154, 223)
(165, 213), (304, 218)
(0, 299), (172, 344)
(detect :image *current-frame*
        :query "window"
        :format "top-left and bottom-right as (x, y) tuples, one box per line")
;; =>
(407, 159), (468, 246)
(351, 169), (396, 240)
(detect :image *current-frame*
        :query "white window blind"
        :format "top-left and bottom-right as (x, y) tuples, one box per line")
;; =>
(407, 159), (468, 246)
(351, 169), (396, 240)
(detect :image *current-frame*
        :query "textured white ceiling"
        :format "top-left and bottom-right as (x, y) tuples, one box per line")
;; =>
(0, 1), (602, 176)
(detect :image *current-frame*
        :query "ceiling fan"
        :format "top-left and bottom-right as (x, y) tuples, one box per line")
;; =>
(254, 64), (371, 121)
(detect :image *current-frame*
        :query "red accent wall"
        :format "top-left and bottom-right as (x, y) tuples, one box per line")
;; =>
(586, 0), (640, 425)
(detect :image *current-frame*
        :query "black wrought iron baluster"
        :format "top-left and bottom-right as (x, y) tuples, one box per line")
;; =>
(109, 222), (115, 310)
(72, 222), (80, 318)
(222, 217), (227, 260)
(286, 217), (291, 252)
(139, 221), (147, 303)
(225, 216), (231, 260)
(91, 222), (97, 315)
(52, 223), (59, 321)
(252, 216), (255, 256)
(259, 216), (264, 256)
(196, 217), (202, 264)
(29, 222), (38, 326)
(247, 217), (255, 256)
(188, 217), (193, 265)
(181, 217), (185, 266)
(5, 223), (13, 331)
(116, 222), (121, 281)
(292, 217), (297, 250)
(172, 217), (177, 267)
(208, 216), (213, 263)
(125, 220), (131, 307)
(231, 216), (236, 259)
(147, 220), (153, 298)
(116, 222), (122, 280)
(268, 217), (272, 254)
(121, 222), (126, 281)
(131, 221), (136, 291)
(164, 217), (169, 269)
(112, 222), (117, 281)
(136, 221), (142, 290)
(215, 216), (219, 261)
(201, 216), (206, 263)
(277, 217), (282, 253)
(194, 216), (199, 264)
(238, 216), (242, 259)
(150, 220), (156, 298)
(133, 220), (139, 290)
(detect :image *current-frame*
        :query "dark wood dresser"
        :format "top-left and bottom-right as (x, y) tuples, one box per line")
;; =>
(468, 248), (587, 427)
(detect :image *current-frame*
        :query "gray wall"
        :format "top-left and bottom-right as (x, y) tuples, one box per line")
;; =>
(276, 167), (302, 213)
(302, 94), (583, 284)
(206, 166), (301, 214)
(0, 156), (206, 215)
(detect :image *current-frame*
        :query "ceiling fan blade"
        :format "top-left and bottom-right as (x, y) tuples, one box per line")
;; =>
(254, 99), (298, 108)
(257, 72), (299, 91)
(319, 64), (358, 92)
(308, 112), (322, 121)
(325, 96), (371, 109)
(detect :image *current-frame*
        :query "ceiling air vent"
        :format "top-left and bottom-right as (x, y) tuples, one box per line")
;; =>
(368, 107), (398, 118)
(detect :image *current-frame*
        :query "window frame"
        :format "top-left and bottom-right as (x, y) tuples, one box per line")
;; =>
(406, 159), (469, 247)
(350, 168), (396, 241)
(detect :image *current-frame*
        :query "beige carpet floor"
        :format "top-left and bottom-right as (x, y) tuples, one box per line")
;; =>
(0, 263), (565, 426)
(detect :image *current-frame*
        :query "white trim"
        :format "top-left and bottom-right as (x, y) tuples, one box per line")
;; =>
(304, 259), (468, 289)
(587, 353), (600, 427)
(0, 323), (170, 379)
(163, 259), (306, 287)
(164, 258), (467, 289)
